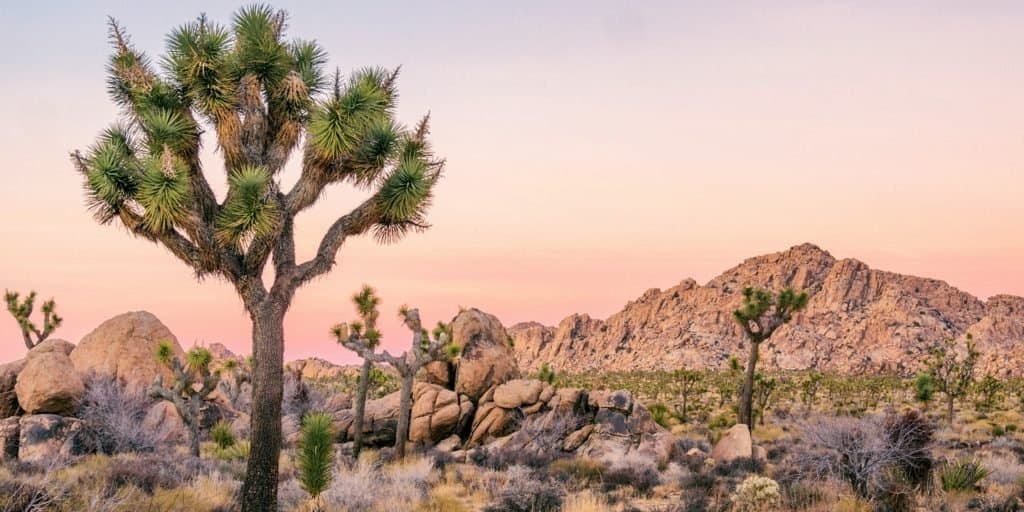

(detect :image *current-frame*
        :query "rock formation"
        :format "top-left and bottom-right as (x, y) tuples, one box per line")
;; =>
(511, 243), (1024, 376)
(70, 311), (186, 391)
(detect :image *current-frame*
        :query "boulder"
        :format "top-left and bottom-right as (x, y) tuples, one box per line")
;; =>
(29, 338), (75, 357)
(588, 389), (634, 413)
(0, 416), (19, 460)
(548, 387), (587, 414)
(409, 383), (474, 445)
(18, 414), (93, 463)
(711, 424), (753, 462)
(420, 361), (454, 388)
(493, 379), (546, 409)
(0, 359), (26, 418)
(141, 401), (185, 443)
(562, 424), (594, 451)
(70, 311), (185, 392)
(451, 309), (520, 401)
(15, 350), (83, 415)
(333, 391), (400, 446)
(753, 445), (767, 461)
(435, 434), (461, 452)
(468, 401), (519, 446)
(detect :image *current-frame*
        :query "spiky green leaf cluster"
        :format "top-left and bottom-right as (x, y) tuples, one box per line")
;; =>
(297, 412), (335, 498)
(309, 68), (393, 163)
(136, 152), (191, 232)
(186, 346), (214, 372)
(216, 166), (281, 247)
(155, 340), (175, 364)
(164, 16), (235, 116)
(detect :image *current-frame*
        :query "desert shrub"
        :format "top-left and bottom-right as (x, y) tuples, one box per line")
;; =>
(730, 474), (781, 511)
(995, 424), (1007, 437)
(210, 421), (235, 450)
(792, 411), (934, 500)
(426, 449), (454, 471)
(78, 374), (160, 454)
(981, 452), (1024, 486)
(778, 479), (825, 510)
(550, 457), (606, 484)
(939, 458), (991, 492)
(713, 457), (764, 478)
(212, 440), (250, 461)
(321, 456), (434, 511)
(648, 402), (674, 428)
(297, 412), (335, 501)
(484, 465), (563, 512)
(603, 453), (660, 495)
(0, 478), (55, 512)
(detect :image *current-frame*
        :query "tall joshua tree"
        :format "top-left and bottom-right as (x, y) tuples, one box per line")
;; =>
(4, 290), (62, 350)
(733, 287), (808, 427)
(347, 285), (381, 459)
(72, 7), (442, 510)
(334, 297), (451, 459)
(149, 342), (220, 458)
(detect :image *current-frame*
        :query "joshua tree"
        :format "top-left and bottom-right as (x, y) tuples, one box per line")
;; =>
(4, 290), (62, 350)
(926, 334), (979, 425)
(752, 372), (777, 429)
(672, 368), (703, 423)
(334, 300), (451, 459)
(72, 7), (442, 508)
(975, 374), (1002, 412)
(537, 362), (557, 385)
(219, 357), (251, 408)
(799, 370), (824, 413)
(914, 373), (935, 412)
(149, 342), (220, 457)
(733, 287), (808, 427)
(342, 285), (381, 459)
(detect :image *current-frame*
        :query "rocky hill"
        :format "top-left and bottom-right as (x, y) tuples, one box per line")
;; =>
(510, 244), (1024, 376)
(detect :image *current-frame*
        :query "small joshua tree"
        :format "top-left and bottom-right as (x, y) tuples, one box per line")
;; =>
(733, 287), (808, 427)
(219, 357), (251, 408)
(672, 368), (703, 423)
(537, 362), (556, 385)
(297, 412), (335, 510)
(752, 372), (777, 429)
(334, 298), (451, 459)
(975, 374), (1002, 412)
(149, 342), (220, 457)
(799, 370), (824, 413)
(343, 285), (381, 459)
(926, 334), (979, 425)
(4, 290), (62, 350)
(914, 373), (935, 412)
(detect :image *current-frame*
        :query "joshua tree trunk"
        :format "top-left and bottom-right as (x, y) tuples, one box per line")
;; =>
(947, 394), (955, 426)
(739, 341), (759, 427)
(241, 306), (285, 510)
(395, 371), (415, 459)
(352, 359), (372, 458)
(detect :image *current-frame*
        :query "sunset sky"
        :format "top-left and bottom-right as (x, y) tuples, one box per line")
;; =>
(1, 2), (1021, 364)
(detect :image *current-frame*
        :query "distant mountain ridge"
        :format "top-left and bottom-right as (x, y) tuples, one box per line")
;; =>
(510, 244), (1024, 376)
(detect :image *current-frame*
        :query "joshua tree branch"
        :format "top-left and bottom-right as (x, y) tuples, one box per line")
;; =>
(291, 195), (382, 287)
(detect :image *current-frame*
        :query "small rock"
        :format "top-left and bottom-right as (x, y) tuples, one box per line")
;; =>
(711, 424), (753, 462)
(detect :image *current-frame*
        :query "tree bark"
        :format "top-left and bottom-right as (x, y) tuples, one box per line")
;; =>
(240, 306), (285, 512)
(739, 341), (759, 427)
(395, 371), (415, 459)
(947, 394), (955, 426)
(188, 397), (201, 458)
(352, 358), (372, 458)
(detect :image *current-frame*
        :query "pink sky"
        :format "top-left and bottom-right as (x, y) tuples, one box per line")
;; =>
(1, 3), (1022, 364)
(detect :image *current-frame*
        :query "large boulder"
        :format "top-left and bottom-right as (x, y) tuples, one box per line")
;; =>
(711, 424), (753, 462)
(70, 311), (185, 392)
(409, 383), (474, 445)
(15, 349), (83, 415)
(30, 338), (75, 357)
(420, 361), (454, 388)
(451, 309), (520, 401)
(493, 379), (547, 409)
(468, 401), (521, 446)
(0, 359), (27, 418)
(18, 414), (93, 463)
(0, 416), (19, 460)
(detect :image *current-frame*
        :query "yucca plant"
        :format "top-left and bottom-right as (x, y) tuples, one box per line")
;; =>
(334, 294), (454, 459)
(4, 290), (62, 350)
(211, 420), (236, 450)
(149, 342), (220, 458)
(73, 6), (442, 510)
(939, 458), (990, 492)
(297, 412), (335, 508)
(733, 287), (808, 427)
